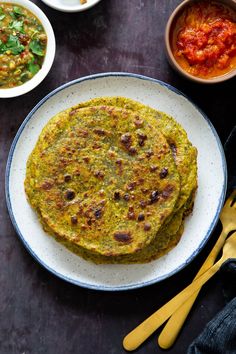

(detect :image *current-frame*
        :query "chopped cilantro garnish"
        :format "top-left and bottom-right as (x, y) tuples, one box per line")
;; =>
(0, 7), (5, 20)
(28, 60), (40, 75)
(0, 36), (24, 55)
(9, 20), (24, 32)
(9, 12), (16, 20)
(29, 39), (44, 56)
(0, 39), (6, 54)
(13, 6), (24, 17)
(5, 35), (25, 55)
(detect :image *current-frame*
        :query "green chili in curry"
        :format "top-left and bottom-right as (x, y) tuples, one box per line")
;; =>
(0, 3), (47, 88)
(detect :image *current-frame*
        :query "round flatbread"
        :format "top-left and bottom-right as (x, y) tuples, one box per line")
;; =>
(72, 97), (198, 211)
(51, 210), (185, 264)
(35, 203), (185, 264)
(25, 105), (180, 256)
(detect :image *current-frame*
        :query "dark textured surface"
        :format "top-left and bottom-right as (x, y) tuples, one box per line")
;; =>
(0, 1), (235, 353)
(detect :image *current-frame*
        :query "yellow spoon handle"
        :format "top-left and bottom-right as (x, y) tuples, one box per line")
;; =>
(123, 258), (224, 352)
(158, 229), (228, 349)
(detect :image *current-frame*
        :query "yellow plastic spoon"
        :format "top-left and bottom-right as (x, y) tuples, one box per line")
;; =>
(123, 231), (236, 352)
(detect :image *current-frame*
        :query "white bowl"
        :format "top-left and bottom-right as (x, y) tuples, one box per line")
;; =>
(40, 0), (102, 12)
(165, 0), (236, 84)
(0, 0), (56, 98)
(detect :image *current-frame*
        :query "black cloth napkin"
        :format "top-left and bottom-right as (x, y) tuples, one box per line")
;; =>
(187, 127), (236, 354)
(187, 261), (236, 354)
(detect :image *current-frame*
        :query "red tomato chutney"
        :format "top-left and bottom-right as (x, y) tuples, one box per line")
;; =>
(171, 1), (236, 78)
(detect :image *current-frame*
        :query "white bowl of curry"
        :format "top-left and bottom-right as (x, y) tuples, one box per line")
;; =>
(0, 0), (55, 97)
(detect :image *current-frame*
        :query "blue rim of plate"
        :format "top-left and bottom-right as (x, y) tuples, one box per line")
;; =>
(5, 72), (227, 291)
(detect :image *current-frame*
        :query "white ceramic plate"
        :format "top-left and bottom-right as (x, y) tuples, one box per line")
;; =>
(40, 0), (102, 12)
(5, 73), (227, 291)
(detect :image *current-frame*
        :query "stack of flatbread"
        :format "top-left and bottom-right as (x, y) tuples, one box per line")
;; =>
(25, 97), (197, 263)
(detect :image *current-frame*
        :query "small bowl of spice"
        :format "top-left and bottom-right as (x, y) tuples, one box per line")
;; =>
(0, 0), (55, 98)
(165, 0), (236, 83)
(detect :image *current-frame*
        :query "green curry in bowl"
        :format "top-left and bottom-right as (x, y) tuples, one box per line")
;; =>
(0, 3), (47, 88)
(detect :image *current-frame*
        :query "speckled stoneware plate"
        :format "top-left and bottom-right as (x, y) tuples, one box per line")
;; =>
(40, 0), (102, 12)
(5, 73), (227, 291)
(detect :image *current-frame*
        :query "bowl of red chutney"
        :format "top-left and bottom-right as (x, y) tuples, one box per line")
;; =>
(165, 0), (236, 83)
